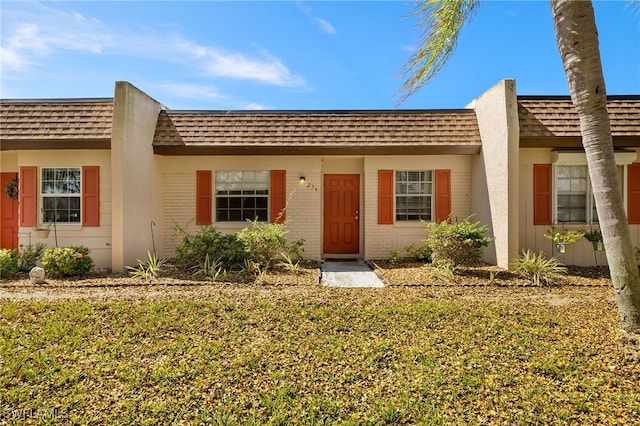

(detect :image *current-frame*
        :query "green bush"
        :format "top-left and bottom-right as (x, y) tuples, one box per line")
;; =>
(512, 250), (567, 286)
(17, 243), (46, 272)
(41, 246), (93, 277)
(424, 217), (492, 270)
(238, 219), (304, 272)
(174, 225), (246, 271)
(238, 220), (287, 271)
(0, 249), (18, 277)
(404, 243), (432, 262)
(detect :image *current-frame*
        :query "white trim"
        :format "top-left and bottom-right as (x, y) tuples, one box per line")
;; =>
(394, 169), (434, 223)
(552, 150), (637, 165)
(552, 163), (627, 224)
(40, 167), (82, 225)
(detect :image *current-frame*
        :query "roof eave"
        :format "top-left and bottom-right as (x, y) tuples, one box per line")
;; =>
(0, 139), (111, 150)
(152, 144), (481, 156)
(519, 136), (640, 148)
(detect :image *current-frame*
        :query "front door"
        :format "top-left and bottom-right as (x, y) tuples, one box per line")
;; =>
(323, 174), (359, 254)
(1, 173), (19, 249)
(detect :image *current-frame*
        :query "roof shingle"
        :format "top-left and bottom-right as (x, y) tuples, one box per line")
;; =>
(0, 99), (113, 149)
(518, 96), (640, 138)
(152, 109), (482, 155)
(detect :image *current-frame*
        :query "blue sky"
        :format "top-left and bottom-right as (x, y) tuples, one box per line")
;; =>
(1, 1), (638, 110)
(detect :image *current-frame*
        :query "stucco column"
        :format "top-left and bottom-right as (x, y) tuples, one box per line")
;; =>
(470, 79), (520, 268)
(110, 82), (162, 272)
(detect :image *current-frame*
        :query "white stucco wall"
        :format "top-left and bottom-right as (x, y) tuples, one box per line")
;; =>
(11, 150), (113, 269)
(110, 82), (163, 272)
(470, 79), (520, 268)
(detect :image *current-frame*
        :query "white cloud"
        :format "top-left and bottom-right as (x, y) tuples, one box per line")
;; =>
(244, 102), (269, 110)
(1, 2), (306, 88)
(205, 50), (305, 86)
(0, 45), (32, 71)
(315, 18), (336, 35)
(0, 5), (111, 74)
(296, 1), (337, 35)
(153, 82), (226, 101)
(174, 38), (305, 87)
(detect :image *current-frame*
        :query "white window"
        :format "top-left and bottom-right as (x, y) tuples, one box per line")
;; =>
(41, 168), (81, 223)
(215, 171), (269, 222)
(395, 170), (433, 221)
(556, 165), (591, 223)
(554, 164), (624, 224)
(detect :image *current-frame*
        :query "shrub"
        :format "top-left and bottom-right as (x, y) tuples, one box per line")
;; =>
(237, 219), (305, 272)
(512, 250), (567, 286)
(41, 246), (93, 277)
(388, 250), (401, 265)
(192, 254), (229, 282)
(242, 220), (305, 272)
(127, 251), (167, 282)
(0, 249), (18, 277)
(174, 225), (246, 271)
(238, 220), (291, 271)
(424, 217), (492, 270)
(404, 243), (432, 262)
(17, 243), (46, 272)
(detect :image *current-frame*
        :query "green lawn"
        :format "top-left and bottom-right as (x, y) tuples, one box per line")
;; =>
(1, 286), (639, 425)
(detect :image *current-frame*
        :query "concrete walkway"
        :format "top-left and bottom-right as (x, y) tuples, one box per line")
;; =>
(320, 260), (385, 288)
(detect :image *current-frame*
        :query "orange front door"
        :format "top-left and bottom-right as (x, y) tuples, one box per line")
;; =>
(323, 174), (359, 254)
(1, 173), (19, 249)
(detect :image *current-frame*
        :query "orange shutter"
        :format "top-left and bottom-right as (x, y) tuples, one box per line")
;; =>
(435, 169), (452, 223)
(533, 164), (552, 225)
(19, 166), (38, 227)
(378, 170), (394, 224)
(270, 170), (286, 223)
(628, 163), (640, 224)
(82, 166), (100, 227)
(196, 170), (212, 225)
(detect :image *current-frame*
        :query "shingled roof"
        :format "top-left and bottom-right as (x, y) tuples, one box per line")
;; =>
(0, 99), (113, 150)
(152, 109), (482, 155)
(518, 96), (640, 147)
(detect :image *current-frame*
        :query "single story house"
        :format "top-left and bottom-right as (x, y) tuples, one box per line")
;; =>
(1, 79), (639, 272)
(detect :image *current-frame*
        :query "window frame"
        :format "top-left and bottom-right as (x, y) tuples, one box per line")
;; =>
(394, 170), (434, 222)
(553, 163), (625, 225)
(40, 167), (82, 224)
(215, 170), (270, 223)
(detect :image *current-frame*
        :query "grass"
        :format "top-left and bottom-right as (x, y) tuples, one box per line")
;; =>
(1, 287), (639, 424)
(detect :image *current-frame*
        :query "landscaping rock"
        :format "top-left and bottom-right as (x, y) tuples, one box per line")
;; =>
(29, 266), (46, 284)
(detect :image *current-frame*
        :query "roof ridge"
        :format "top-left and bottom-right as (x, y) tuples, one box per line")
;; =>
(160, 108), (476, 115)
(0, 98), (114, 104)
(518, 95), (640, 101)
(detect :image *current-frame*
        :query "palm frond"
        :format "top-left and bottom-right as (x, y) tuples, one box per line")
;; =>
(398, 0), (480, 104)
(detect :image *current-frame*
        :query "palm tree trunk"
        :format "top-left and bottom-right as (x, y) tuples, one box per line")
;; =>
(551, 0), (640, 354)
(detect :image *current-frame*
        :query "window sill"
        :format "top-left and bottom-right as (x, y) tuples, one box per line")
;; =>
(393, 221), (428, 229)
(43, 224), (83, 231)
(214, 221), (267, 229)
